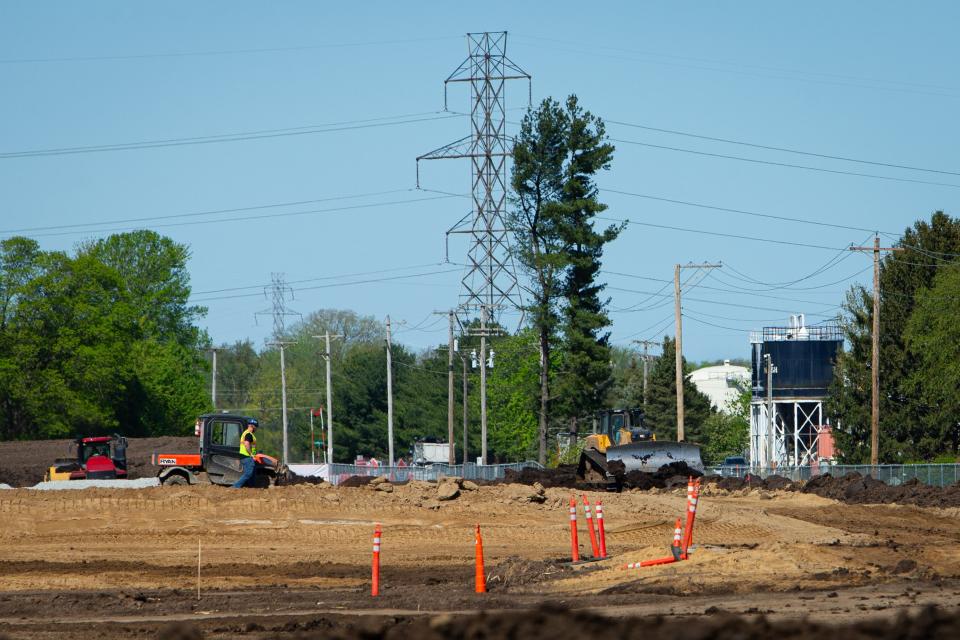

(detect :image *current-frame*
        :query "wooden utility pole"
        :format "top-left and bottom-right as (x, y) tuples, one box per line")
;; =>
(209, 348), (219, 409)
(432, 309), (459, 465)
(462, 355), (469, 464)
(850, 236), (904, 466)
(632, 340), (660, 407)
(313, 332), (342, 464)
(674, 263), (721, 442)
(479, 306), (488, 465)
(266, 340), (296, 464)
(385, 315), (395, 467)
(447, 310), (455, 465)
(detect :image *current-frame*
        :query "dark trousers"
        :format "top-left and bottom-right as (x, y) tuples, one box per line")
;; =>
(232, 456), (256, 488)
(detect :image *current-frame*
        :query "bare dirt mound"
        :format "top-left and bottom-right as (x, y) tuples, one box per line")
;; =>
(152, 603), (960, 640)
(502, 464), (579, 488)
(0, 435), (195, 487)
(802, 472), (960, 508)
(703, 473), (796, 492)
(619, 461), (703, 490)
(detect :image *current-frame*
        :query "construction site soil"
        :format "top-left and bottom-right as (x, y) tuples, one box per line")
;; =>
(0, 436), (196, 487)
(2, 437), (960, 638)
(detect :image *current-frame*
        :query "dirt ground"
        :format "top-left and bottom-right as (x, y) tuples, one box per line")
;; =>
(0, 436), (196, 487)
(2, 474), (960, 639)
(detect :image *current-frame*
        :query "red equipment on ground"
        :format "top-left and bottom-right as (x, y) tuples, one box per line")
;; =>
(45, 435), (128, 482)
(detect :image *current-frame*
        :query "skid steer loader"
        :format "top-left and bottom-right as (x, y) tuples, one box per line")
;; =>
(577, 408), (704, 490)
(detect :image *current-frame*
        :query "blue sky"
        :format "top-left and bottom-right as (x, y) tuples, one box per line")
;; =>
(1, 1), (957, 362)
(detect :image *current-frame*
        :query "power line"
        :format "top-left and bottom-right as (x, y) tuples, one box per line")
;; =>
(603, 268), (861, 304)
(395, 361), (448, 376)
(605, 120), (960, 177)
(597, 215), (848, 251)
(711, 264), (870, 292)
(607, 284), (839, 313)
(191, 268), (461, 303)
(0, 187), (415, 235)
(681, 312), (757, 334)
(0, 35), (460, 65)
(679, 308), (794, 323)
(716, 247), (852, 288)
(683, 310), (840, 334)
(610, 137), (960, 190)
(1, 112), (464, 159)
(601, 188), (896, 235)
(510, 35), (960, 98)
(193, 262), (452, 296)
(607, 267), (705, 313)
(612, 313), (675, 343)
(9, 194), (459, 239)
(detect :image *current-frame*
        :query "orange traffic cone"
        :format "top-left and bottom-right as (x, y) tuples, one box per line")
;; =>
(371, 523), (381, 597)
(474, 523), (487, 593)
(568, 495), (580, 562)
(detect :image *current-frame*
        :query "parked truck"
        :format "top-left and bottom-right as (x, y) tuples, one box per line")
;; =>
(411, 438), (453, 466)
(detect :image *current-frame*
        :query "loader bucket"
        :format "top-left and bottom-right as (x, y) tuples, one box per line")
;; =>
(606, 441), (704, 475)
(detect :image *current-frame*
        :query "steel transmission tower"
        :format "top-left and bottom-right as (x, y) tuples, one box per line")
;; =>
(255, 273), (302, 465)
(417, 32), (531, 464)
(258, 273), (301, 339)
(418, 31), (531, 316)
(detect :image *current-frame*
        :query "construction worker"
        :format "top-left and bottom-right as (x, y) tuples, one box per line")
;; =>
(232, 418), (259, 488)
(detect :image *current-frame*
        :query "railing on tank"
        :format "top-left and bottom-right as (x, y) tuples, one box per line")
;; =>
(291, 461), (544, 485)
(709, 463), (960, 487)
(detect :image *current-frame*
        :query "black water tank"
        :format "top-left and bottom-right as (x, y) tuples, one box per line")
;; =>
(752, 339), (841, 398)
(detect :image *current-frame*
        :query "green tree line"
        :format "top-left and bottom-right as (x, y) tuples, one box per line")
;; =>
(827, 212), (960, 463)
(0, 231), (209, 439)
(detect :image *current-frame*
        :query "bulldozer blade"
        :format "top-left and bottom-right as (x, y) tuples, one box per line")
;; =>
(606, 441), (704, 475)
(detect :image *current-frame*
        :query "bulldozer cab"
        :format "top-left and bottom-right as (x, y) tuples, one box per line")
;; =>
(598, 408), (653, 446)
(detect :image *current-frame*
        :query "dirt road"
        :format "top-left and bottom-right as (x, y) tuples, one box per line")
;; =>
(1, 479), (959, 638)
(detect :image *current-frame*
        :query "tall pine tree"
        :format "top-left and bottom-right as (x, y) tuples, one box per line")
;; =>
(644, 337), (714, 443)
(553, 95), (623, 434)
(509, 98), (569, 463)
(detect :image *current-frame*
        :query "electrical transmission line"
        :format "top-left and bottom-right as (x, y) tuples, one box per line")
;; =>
(416, 32), (531, 465)
(255, 274), (302, 465)
(1, 112), (464, 159)
(610, 137), (960, 190)
(605, 120), (960, 177)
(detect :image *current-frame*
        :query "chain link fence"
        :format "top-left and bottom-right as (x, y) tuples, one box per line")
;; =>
(711, 464), (960, 487)
(289, 461), (544, 485)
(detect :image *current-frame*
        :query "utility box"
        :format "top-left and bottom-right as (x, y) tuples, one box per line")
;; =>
(412, 441), (453, 466)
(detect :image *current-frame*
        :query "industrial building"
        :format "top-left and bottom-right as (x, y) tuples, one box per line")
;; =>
(689, 360), (750, 413)
(749, 315), (842, 468)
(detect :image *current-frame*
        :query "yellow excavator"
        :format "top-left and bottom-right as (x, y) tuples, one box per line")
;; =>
(577, 408), (703, 489)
